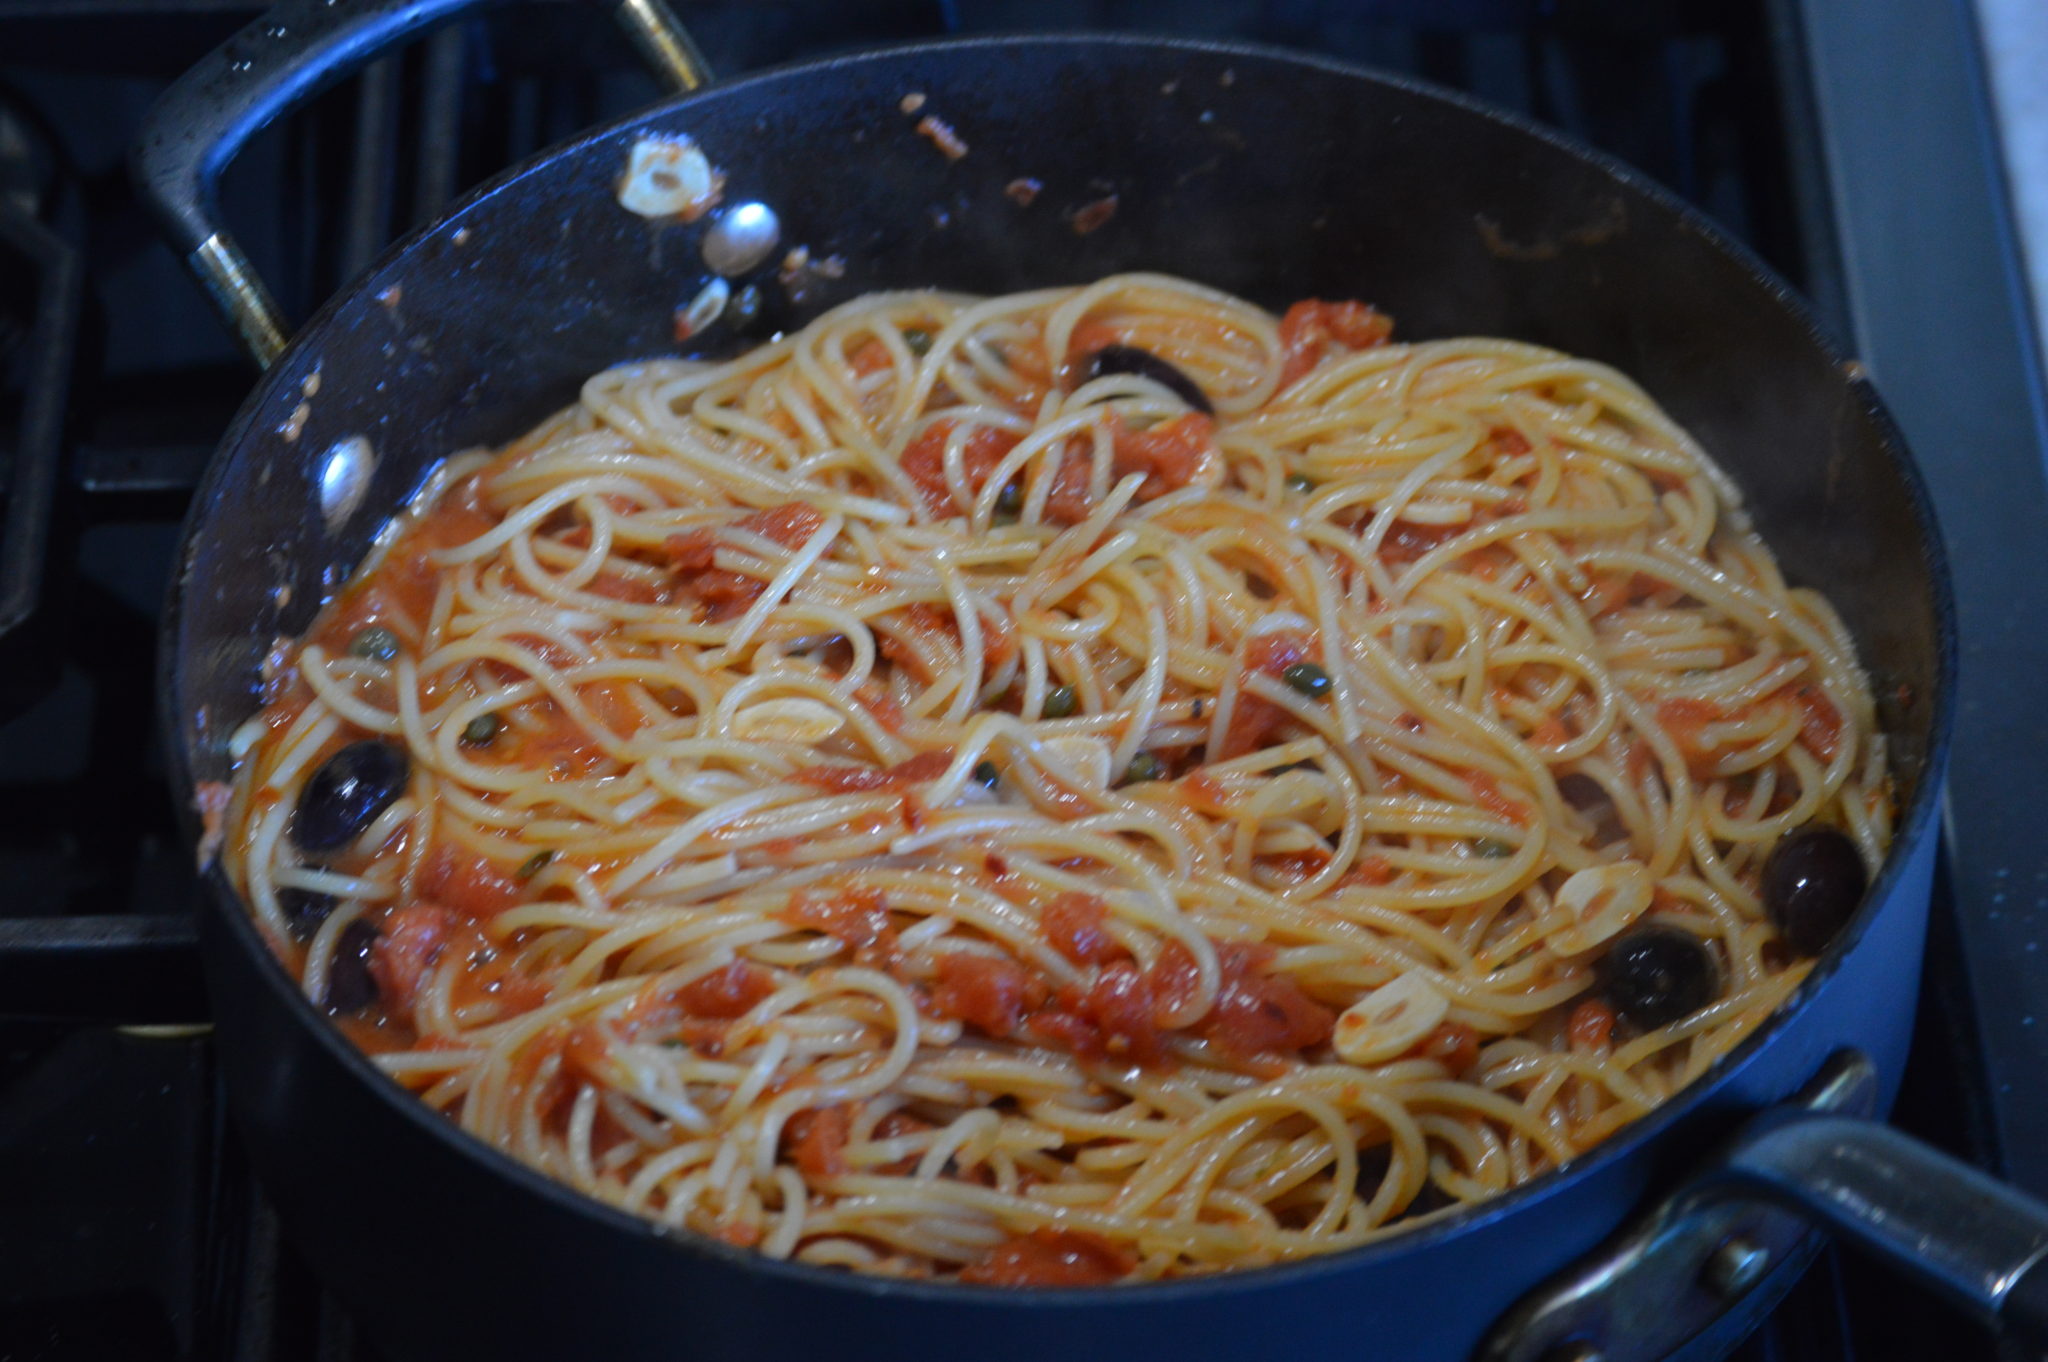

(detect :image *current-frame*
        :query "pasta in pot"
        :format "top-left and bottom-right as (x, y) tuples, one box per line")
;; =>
(219, 273), (1888, 1284)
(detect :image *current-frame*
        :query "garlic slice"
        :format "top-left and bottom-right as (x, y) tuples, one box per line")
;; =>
(617, 134), (722, 221)
(1546, 862), (1654, 955)
(1397, 497), (1474, 527)
(1039, 735), (1112, 791)
(733, 697), (846, 745)
(1334, 972), (1449, 1065)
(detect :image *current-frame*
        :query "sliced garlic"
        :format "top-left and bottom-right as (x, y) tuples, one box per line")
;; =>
(733, 697), (846, 745)
(674, 277), (729, 340)
(1334, 972), (1449, 1065)
(1546, 862), (1654, 955)
(1397, 497), (1475, 527)
(617, 134), (722, 221)
(1039, 735), (1112, 791)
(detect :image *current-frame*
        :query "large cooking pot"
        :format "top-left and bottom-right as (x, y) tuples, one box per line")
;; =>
(136, 2), (2040, 1359)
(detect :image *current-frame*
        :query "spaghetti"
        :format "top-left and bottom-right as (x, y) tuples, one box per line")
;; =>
(219, 273), (1889, 1284)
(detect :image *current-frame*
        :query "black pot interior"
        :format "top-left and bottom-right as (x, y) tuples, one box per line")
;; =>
(172, 37), (1944, 811)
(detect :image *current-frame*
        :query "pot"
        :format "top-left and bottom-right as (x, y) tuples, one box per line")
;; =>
(137, 3), (2027, 1359)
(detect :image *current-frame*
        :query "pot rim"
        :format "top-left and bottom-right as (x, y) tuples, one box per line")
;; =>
(161, 29), (1960, 1308)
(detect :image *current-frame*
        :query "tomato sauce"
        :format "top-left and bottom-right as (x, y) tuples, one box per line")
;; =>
(792, 748), (955, 793)
(418, 842), (526, 919)
(958, 1228), (1136, 1287)
(1276, 299), (1393, 389)
(1567, 997), (1617, 1052)
(1040, 892), (1125, 966)
(783, 1104), (854, 1178)
(1217, 629), (1317, 760)
(930, 951), (1048, 1038)
(662, 503), (824, 621)
(677, 961), (778, 1019)
(1106, 410), (1214, 500)
(780, 886), (898, 963)
(1416, 1021), (1480, 1076)
(368, 901), (457, 1016)
(899, 419), (1025, 517)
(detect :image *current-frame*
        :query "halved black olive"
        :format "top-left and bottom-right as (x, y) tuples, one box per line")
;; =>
(1597, 925), (1720, 1030)
(1762, 824), (1868, 956)
(1084, 345), (1214, 414)
(279, 886), (337, 941)
(293, 740), (409, 853)
(325, 918), (380, 1012)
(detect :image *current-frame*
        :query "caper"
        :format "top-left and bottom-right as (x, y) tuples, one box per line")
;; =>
(994, 482), (1024, 519)
(1122, 751), (1165, 785)
(346, 626), (401, 662)
(904, 327), (934, 355)
(515, 849), (554, 881)
(1282, 662), (1333, 700)
(1472, 837), (1515, 859)
(1284, 472), (1316, 495)
(1042, 685), (1078, 719)
(973, 760), (1000, 788)
(461, 712), (503, 746)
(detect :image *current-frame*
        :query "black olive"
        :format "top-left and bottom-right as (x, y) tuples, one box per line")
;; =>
(1597, 926), (1720, 1030)
(325, 918), (380, 1012)
(1556, 772), (1610, 810)
(1084, 345), (1214, 414)
(1762, 825), (1868, 956)
(1402, 1180), (1457, 1220)
(293, 740), (409, 853)
(279, 886), (337, 941)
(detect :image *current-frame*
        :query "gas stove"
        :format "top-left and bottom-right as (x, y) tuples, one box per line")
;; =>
(2, 3), (2043, 1359)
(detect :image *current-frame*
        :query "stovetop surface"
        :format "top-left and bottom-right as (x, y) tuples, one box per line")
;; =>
(0, 2), (2037, 1360)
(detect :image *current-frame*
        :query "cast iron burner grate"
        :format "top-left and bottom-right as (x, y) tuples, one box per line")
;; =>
(0, 2), (2018, 1359)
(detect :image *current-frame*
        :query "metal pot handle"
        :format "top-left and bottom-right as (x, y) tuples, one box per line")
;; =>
(1480, 1052), (2048, 1362)
(132, 0), (710, 369)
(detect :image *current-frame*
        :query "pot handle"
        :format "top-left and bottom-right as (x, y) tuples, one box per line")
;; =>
(1480, 1051), (2048, 1362)
(1706, 1108), (2048, 1345)
(133, 0), (710, 369)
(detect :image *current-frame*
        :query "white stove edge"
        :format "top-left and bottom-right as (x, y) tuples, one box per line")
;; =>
(1978, 0), (2048, 367)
